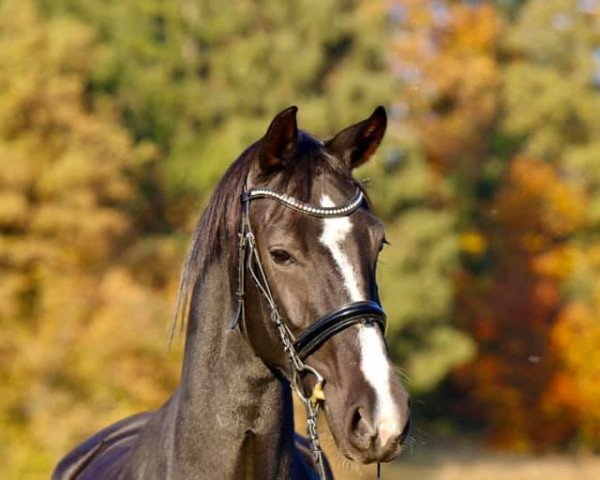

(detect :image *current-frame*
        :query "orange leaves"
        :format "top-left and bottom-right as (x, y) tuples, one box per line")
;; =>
(451, 3), (500, 53)
(531, 247), (577, 280)
(460, 230), (487, 256)
(390, 0), (500, 166)
(454, 155), (588, 451)
(496, 158), (585, 246)
(390, 0), (600, 452)
(552, 299), (600, 447)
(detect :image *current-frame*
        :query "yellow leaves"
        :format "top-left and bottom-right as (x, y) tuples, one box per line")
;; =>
(37, 148), (132, 202)
(0, 191), (28, 229)
(547, 187), (586, 237)
(451, 3), (500, 53)
(391, 1), (501, 166)
(0, 2), (174, 475)
(460, 230), (487, 255)
(45, 17), (95, 76)
(531, 246), (577, 280)
(0, 272), (27, 320)
(496, 157), (586, 248)
(456, 154), (593, 451)
(0, 4), (92, 140)
(32, 204), (130, 264)
(0, 144), (35, 189)
(487, 152), (599, 447)
(552, 301), (600, 443)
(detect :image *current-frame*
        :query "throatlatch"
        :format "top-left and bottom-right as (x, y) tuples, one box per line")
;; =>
(231, 184), (387, 480)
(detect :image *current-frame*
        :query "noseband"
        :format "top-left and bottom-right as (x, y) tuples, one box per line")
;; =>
(230, 185), (387, 479)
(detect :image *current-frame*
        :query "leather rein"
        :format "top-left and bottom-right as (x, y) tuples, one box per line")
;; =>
(230, 185), (387, 480)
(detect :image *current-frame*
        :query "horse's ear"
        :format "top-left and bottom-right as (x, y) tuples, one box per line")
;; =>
(326, 106), (387, 170)
(259, 106), (298, 174)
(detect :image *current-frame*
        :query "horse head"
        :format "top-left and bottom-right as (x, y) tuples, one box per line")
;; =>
(238, 106), (411, 465)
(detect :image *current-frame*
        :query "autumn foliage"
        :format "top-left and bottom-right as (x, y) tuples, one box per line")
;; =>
(455, 157), (585, 451)
(552, 263), (600, 449)
(0, 3), (181, 475)
(2, 1), (600, 477)
(389, 0), (600, 452)
(391, 0), (500, 168)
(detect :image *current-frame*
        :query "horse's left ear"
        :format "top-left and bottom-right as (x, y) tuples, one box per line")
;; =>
(259, 106), (298, 174)
(326, 106), (387, 170)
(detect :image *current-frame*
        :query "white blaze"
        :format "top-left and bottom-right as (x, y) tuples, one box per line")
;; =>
(358, 327), (399, 445)
(318, 195), (361, 301)
(318, 195), (399, 444)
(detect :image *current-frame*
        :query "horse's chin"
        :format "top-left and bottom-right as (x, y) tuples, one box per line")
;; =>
(323, 406), (405, 465)
(335, 438), (404, 465)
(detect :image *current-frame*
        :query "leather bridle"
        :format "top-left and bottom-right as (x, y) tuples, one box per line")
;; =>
(230, 184), (387, 479)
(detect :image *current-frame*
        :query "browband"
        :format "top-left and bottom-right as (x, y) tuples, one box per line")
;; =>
(244, 188), (364, 218)
(293, 301), (386, 361)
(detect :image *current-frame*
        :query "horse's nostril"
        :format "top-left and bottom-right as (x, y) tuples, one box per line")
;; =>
(349, 406), (376, 445)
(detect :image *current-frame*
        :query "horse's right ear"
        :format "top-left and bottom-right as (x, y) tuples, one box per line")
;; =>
(326, 106), (387, 170)
(258, 106), (298, 174)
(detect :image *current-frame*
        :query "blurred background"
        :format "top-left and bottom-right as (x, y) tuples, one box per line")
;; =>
(1, 0), (600, 478)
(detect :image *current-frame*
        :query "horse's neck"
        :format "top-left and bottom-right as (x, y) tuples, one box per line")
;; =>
(132, 259), (296, 479)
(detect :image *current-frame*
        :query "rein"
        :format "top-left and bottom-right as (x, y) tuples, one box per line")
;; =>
(230, 185), (387, 480)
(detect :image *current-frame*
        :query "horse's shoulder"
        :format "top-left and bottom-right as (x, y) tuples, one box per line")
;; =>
(52, 411), (153, 480)
(293, 433), (334, 480)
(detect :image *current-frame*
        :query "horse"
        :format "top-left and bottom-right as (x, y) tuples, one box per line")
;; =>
(52, 106), (411, 479)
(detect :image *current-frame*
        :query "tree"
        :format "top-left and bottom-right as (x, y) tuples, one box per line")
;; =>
(378, 0), (503, 396)
(452, 0), (600, 450)
(496, 0), (600, 450)
(42, 0), (400, 225)
(0, 2), (180, 477)
(455, 157), (585, 451)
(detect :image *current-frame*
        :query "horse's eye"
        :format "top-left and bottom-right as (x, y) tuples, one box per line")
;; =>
(270, 249), (294, 265)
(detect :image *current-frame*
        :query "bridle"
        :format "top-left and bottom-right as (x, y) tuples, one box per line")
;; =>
(230, 184), (387, 480)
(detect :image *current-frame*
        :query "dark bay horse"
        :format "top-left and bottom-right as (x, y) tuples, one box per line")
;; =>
(53, 106), (410, 479)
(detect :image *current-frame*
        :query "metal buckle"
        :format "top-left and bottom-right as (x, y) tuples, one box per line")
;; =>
(292, 364), (325, 407)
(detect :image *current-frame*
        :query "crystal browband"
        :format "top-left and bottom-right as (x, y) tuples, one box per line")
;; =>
(244, 188), (364, 218)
